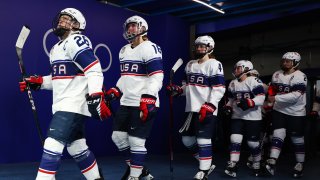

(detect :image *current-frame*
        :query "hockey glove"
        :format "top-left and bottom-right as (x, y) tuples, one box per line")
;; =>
(166, 84), (183, 97)
(139, 94), (157, 122)
(237, 98), (255, 111)
(268, 85), (278, 96)
(308, 111), (319, 120)
(19, 75), (43, 92)
(86, 92), (111, 121)
(199, 102), (216, 123)
(222, 105), (233, 117)
(105, 86), (122, 101)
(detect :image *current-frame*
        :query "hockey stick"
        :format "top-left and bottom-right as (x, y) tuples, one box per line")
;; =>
(168, 58), (183, 177)
(16, 25), (44, 146)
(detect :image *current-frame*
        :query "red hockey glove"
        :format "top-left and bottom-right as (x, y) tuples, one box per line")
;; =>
(166, 84), (183, 97)
(222, 105), (233, 117)
(139, 94), (157, 122)
(19, 75), (43, 92)
(86, 92), (111, 121)
(237, 98), (255, 111)
(104, 87), (122, 101)
(199, 102), (216, 123)
(309, 111), (319, 120)
(268, 85), (278, 96)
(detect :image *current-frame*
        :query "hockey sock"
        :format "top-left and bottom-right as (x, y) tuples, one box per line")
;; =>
(112, 131), (130, 165)
(270, 128), (286, 159)
(197, 138), (212, 170)
(67, 139), (100, 179)
(291, 136), (305, 163)
(36, 137), (64, 180)
(247, 141), (261, 162)
(230, 134), (243, 162)
(129, 136), (146, 177)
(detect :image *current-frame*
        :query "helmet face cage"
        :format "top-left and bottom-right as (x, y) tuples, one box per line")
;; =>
(194, 35), (215, 54)
(233, 60), (253, 79)
(52, 8), (86, 36)
(123, 15), (148, 41)
(282, 52), (301, 68)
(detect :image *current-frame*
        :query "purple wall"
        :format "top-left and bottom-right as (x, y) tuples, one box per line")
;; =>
(0, 0), (190, 163)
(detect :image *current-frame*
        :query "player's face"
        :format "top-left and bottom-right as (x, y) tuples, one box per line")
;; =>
(195, 44), (207, 54)
(126, 23), (139, 36)
(234, 66), (243, 77)
(57, 15), (73, 30)
(280, 58), (294, 71)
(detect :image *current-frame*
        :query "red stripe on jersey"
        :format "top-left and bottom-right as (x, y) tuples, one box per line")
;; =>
(84, 60), (99, 72)
(199, 157), (212, 160)
(52, 74), (84, 80)
(187, 83), (209, 87)
(52, 76), (74, 80)
(149, 70), (163, 76)
(38, 168), (56, 175)
(81, 160), (97, 173)
(121, 73), (147, 76)
(212, 84), (225, 88)
(130, 165), (143, 169)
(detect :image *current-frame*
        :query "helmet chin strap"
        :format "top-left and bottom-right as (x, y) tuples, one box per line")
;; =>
(126, 30), (147, 42)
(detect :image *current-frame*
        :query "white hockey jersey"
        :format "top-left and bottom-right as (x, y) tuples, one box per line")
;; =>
(116, 41), (163, 107)
(184, 59), (225, 115)
(227, 76), (265, 120)
(271, 70), (307, 116)
(41, 33), (104, 116)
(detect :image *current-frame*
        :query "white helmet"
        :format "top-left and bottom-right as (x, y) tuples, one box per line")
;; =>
(123, 15), (148, 41)
(233, 60), (253, 79)
(195, 35), (215, 50)
(53, 8), (86, 37)
(60, 8), (86, 30)
(282, 52), (301, 68)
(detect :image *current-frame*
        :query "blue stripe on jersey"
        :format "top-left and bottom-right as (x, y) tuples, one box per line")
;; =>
(291, 83), (306, 93)
(208, 74), (225, 86)
(146, 57), (163, 75)
(120, 61), (147, 75)
(252, 85), (265, 95)
(73, 48), (97, 70)
(51, 61), (82, 77)
(186, 73), (210, 87)
(315, 96), (320, 103)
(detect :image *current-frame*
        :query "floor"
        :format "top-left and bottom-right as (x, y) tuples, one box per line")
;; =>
(0, 152), (319, 180)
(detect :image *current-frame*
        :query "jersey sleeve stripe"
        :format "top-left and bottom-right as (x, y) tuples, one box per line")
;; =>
(148, 70), (163, 76)
(209, 75), (225, 86)
(291, 83), (306, 92)
(146, 57), (163, 75)
(83, 60), (99, 72)
(252, 85), (265, 95)
(73, 47), (91, 61)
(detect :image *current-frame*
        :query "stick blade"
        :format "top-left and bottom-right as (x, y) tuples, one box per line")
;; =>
(171, 58), (183, 73)
(16, 26), (30, 49)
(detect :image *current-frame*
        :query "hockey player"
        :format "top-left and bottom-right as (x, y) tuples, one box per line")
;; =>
(264, 52), (307, 178)
(19, 8), (110, 179)
(223, 60), (265, 177)
(104, 15), (162, 180)
(245, 69), (272, 170)
(167, 35), (225, 180)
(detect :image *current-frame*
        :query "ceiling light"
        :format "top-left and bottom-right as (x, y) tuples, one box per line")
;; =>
(192, 0), (225, 14)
